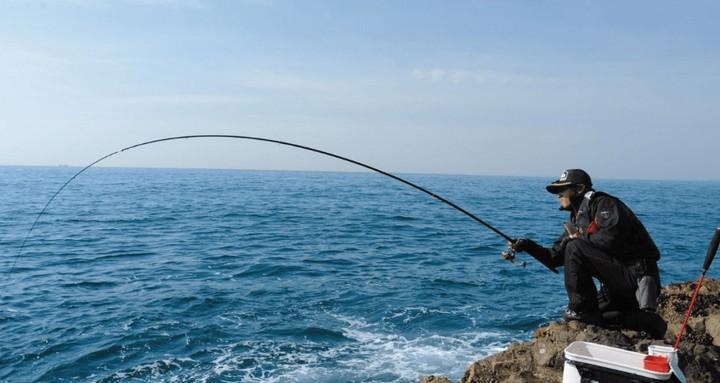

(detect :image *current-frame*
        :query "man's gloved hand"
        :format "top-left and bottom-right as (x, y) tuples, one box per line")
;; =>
(509, 238), (560, 274)
(510, 238), (540, 253)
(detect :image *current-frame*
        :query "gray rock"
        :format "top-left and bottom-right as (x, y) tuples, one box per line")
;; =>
(419, 375), (454, 383)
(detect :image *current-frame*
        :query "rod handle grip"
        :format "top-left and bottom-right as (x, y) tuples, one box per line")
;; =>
(703, 227), (720, 272)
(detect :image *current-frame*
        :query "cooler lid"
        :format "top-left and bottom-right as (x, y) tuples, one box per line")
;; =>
(564, 341), (672, 380)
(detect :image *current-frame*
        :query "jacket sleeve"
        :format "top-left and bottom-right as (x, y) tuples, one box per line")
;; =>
(582, 196), (630, 253)
(548, 231), (569, 267)
(519, 237), (563, 271)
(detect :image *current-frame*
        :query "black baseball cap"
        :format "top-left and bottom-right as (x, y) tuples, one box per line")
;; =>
(546, 169), (592, 194)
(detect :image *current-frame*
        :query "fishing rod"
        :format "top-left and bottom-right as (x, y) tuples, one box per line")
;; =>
(673, 227), (720, 350)
(7, 134), (551, 281)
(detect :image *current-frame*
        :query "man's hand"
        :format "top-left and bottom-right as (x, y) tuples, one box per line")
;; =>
(509, 238), (559, 273)
(563, 223), (582, 239)
(510, 238), (539, 253)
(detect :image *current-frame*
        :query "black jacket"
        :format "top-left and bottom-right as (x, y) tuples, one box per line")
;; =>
(549, 191), (660, 265)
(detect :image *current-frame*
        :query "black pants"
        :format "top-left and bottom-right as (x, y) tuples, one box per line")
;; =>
(563, 239), (659, 313)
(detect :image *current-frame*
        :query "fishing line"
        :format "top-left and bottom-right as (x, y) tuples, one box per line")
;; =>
(5, 134), (514, 282)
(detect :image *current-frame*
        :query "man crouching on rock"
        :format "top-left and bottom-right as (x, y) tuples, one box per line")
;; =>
(511, 169), (667, 338)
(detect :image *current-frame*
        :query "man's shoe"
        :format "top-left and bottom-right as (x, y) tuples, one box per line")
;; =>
(563, 309), (604, 325)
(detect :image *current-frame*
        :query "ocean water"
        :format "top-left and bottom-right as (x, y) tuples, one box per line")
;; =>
(0, 166), (718, 382)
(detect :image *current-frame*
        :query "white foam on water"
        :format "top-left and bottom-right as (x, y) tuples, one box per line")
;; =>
(93, 314), (514, 382)
(330, 314), (509, 382)
(99, 357), (195, 382)
(386, 307), (453, 324)
(197, 314), (510, 382)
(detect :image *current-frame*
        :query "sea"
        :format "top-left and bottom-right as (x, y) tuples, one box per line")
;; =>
(0, 166), (717, 382)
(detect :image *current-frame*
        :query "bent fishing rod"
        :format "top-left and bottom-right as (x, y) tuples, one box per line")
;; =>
(7, 134), (556, 281)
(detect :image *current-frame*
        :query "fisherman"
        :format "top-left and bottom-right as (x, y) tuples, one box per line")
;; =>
(511, 169), (667, 338)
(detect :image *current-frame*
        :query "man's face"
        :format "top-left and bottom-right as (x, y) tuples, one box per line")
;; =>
(558, 186), (580, 209)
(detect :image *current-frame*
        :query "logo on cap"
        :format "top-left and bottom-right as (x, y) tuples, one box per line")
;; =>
(559, 171), (568, 181)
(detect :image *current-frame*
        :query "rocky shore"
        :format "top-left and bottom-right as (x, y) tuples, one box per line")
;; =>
(421, 279), (720, 383)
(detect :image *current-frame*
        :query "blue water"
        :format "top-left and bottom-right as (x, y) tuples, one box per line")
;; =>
(0, 166), (718, 382)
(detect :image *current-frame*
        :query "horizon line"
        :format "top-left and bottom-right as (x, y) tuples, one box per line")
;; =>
(0, 163), (718, 183)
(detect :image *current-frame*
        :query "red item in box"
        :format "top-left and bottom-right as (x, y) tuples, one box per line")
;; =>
(644, 355), (670, 373)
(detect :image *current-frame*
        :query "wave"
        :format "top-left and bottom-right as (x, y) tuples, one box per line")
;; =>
(92, 250), (154, 262)
(76, 321), (510, 383)
(232, 263), (307, 278)
(263, 326), (352, 342)
(430, 278), (480, 288)
(59, 280), (119, 289)
(95, 358), (195, 382)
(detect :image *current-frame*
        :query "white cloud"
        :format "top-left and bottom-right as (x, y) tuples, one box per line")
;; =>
(18, 0), (209, 9)
(107, 94), (258, 106)
(411, 68), (540, 85)
(34, 0), (269, 9)
(240, 0), (276, 6)
(124, 0), (207, 8)
(231, 73), (334, 93)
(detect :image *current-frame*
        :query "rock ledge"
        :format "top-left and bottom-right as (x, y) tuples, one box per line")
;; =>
(421, 279), (720, 383)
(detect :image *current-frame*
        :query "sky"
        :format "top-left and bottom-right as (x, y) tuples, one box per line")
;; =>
(1, 0), (718, 180)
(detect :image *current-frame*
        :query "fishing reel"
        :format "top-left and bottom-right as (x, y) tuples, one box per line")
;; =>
(501, 243), (527, 268)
